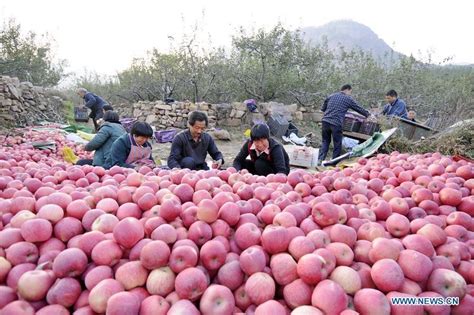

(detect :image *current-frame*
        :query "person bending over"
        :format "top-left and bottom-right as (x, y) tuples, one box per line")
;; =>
(76, 111), (126, 167)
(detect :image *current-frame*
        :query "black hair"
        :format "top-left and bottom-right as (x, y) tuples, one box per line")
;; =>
(188, 111), (208, 127)
(103, 105), (114, 111)
(386, 89), (398, 97)
(251, 123), (270, 141)
(103, 111), (120, 123)
(341, 84), (352, 91)
(131, 121), (153, 138)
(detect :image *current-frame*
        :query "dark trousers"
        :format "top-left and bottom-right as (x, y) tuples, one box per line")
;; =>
(179, 157), (209, 171)
(319, 121), (343, 161)
(242, 159), (275, 176)
(76, 159), (93, 166)
(89, 109), (104, 132)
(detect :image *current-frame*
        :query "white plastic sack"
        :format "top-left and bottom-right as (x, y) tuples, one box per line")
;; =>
(66, 133), (88, 144)
(342, 137), (359, 149)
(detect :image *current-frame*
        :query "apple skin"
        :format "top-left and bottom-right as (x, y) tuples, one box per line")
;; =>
(199, 284), (235, 315)
(354, 288), (391, 315)
(427, 268), (467, 299)
(311, 279), (348, 315)
(370, 259), (405, 292)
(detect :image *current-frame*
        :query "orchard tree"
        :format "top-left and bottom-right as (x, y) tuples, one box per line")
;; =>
(0, 19), (66, 86)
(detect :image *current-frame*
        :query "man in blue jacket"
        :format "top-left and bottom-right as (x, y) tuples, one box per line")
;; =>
(77, 88), (108, 132)
(382, 89), (408, 119)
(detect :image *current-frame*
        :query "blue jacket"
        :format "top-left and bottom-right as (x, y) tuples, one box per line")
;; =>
(84, 122), (126, 167)
(83, 92), (107, 111)
(107, 133), (154, 169)
(382, 98), (408, 119)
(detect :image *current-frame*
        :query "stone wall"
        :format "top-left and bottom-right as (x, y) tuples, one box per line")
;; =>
(115, 100), (322, 129)
(0, 76), (65, 130)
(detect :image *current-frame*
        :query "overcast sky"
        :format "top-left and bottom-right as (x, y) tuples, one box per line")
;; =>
(1, 0), (473, 76)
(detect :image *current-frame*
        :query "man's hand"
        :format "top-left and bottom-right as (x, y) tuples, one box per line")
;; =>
(212, 159), (223, 169)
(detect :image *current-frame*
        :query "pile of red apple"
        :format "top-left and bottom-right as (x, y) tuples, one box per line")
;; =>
(0, 147), (473, 314)
(0, 128), (91, 165)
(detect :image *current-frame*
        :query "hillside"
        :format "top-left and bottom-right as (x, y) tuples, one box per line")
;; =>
(301, 20), (403, 62)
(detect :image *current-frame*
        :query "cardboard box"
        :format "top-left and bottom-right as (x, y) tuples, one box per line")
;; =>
(284, 145), (319, 168)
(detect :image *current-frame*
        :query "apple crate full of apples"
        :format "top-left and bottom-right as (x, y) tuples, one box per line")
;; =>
(0, 129), (473, 314)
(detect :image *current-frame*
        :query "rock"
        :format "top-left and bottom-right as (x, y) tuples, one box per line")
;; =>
(235, 110), (246, 118)
(145, 114), (157, 124)
(232, 102), (248, 112)
(293, 111), (303, 121)
(154, 104), (172, 110)
(287, 104), (298, 112)
(1, 99), (12, 106)
(133, 109), (142, 117)
(303, 112), (323, 122)
(219, 118), (241, 127)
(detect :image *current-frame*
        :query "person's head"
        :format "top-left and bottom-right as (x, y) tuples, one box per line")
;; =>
(250, 124), (270, 152)
(103, 111), (120, 123)
(385, 90), (398, 104)
(341, 84), (352, 95)
(188, 111), (208, 138)
(103, 105), (114, 112)
(77, 88), (87, 98)
(408, 110), (416, 120)
(131, 121), (153, 146)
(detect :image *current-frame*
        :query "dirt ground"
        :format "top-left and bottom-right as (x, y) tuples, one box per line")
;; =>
(151, 122), (323, 167)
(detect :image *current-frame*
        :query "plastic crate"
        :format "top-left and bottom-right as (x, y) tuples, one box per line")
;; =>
(359, 121), (380, 135)
(119, 118), (137, 132)
(154, 129), (178, 143)
(267, 114), (289, 138)
(343, 113), (365, 132)
(74, 107), (89, 123)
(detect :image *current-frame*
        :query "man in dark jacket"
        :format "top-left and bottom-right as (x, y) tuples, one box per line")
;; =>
(167, 111), (224, 170)
(233, 124), (290, 176)
(77, 88), (108, 132)
(319, 84), (371, 161)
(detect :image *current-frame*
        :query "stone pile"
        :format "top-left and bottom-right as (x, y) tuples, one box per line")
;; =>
(114, 100), (321, 129)
(0, 76), (65, 130)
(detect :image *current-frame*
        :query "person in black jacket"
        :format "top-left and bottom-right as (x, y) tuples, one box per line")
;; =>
(108, 121), (155, 170)
(233, 124), (290, 176)
(77, 88), (108, 132)
(167, 111), (224, 170)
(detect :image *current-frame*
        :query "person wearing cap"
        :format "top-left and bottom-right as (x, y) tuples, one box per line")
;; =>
(167, 111), (224, 170)
(77, 88), (109, 132)
(107, 121), (155, 170)
(76, 111), (126, 167)
(233, 123), (290, 176)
